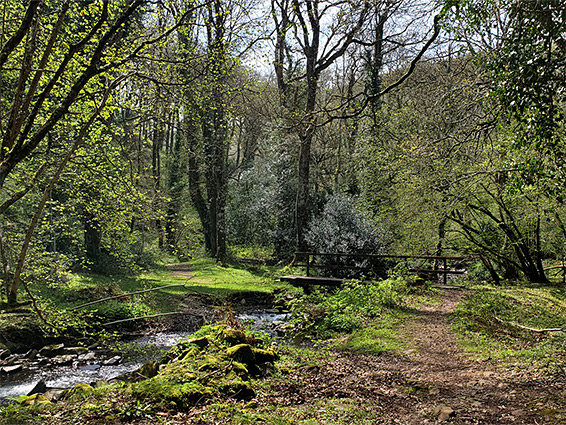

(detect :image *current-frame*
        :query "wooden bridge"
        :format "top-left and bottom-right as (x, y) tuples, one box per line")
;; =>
(280, 252), (466, 290)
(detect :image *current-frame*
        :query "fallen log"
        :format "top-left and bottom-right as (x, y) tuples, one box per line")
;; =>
(494, 316), (564, 333)
(70, 283), (188, 311)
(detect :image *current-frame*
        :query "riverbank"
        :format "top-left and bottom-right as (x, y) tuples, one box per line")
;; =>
(3, 286), (566, 424)
(0, 258), (296, 404)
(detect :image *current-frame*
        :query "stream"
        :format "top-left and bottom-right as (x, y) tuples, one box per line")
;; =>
(0, 311), (288, 405)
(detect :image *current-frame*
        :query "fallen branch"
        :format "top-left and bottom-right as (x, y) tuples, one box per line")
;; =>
(102, 311), (194, 326)
(494, 316), (564, 333)
(70, 283), (189, 311)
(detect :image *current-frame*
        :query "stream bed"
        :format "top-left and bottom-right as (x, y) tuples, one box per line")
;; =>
(0, 311), (288, 405)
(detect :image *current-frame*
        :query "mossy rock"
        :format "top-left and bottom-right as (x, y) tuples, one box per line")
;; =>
(22, 394), (51, 405)
(179, 346), (200, 363)
(133, 370), (212, 409)
(222, 328), (247, 346)
(218, 379), (255, 400)
(253, 348), (278, 364)
(65, 383), (94, 399)
(227, 344), (255, 366)
(137, 360), (160, 379)
(198, 354), (228, 372)
(188, 336), (209, 349)
(231, 361), (249, 378)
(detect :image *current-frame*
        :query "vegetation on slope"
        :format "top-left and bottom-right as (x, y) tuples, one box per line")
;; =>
(451, 283), (566, 374)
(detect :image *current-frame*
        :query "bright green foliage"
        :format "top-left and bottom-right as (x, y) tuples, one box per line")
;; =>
(486, 0), (566, 198)
(290, 277), (409, 341)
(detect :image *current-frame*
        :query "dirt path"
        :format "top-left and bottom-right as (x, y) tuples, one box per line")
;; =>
(166, 262), (194, 279)
(266, 289), (566, 424)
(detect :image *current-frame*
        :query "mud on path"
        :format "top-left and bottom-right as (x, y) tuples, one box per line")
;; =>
(265, 289), (566, 424)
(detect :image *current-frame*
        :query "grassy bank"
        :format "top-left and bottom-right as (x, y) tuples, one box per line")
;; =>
(0, 273), (430, 425)
(0, 255), (296, 345)
(451, 283), (566, 373)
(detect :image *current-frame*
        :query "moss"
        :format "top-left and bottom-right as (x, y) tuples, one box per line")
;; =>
(188, 336), (209, 349)
(134, 376), (213, 409)
(131, 323), (279, 408)
(198, 354), (228, 371)
(136, 360), (159, 379)
(253, 347), (278, 363)
(227, 344), (255, 365)
(179, 346), (200, 362)
(22, 394), (51, 406)
(217, 379), (255, 400)
(231, 361), (249, 378)
(65, 383), (94, 399)
(222, 328), (247, 346)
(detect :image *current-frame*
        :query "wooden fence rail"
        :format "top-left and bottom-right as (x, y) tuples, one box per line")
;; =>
(292, 252), (467, 285)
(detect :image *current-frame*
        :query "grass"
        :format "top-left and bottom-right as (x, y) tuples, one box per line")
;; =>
(0, 254), (295, 340)
(451, 282), (566, 372)
(332, 311), (409, 353)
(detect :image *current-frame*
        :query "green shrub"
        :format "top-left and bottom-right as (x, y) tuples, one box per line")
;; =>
(290, 277), (408, 340)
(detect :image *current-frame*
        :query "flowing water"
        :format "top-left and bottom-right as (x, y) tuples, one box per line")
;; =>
(0, 311), (288, 404)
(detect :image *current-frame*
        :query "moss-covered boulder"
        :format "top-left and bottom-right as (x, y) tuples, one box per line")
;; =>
(188, 336), (209, 349)
(64, 383), (94, 399)
(22, 394), (51, 406)
(131, 322), (277, 408)
(221, 328), (247, 346)
(137, 360), (160, 379)
(253, 347), (278, 364)
(227, 344), (255, 366)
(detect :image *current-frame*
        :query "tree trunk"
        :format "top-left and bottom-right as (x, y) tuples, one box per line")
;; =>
(295, 130), (313, 252)
(84, 213), (102, 267)
(153, 116), (164, 249)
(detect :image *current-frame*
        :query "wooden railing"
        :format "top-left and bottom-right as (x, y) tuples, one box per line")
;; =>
(292, 252), (467, 285)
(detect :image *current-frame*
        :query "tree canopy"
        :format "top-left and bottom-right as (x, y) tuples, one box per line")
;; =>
(2, 0), (566, 306)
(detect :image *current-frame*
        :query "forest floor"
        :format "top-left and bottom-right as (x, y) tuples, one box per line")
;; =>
(253, 288), (566, 424)
(2, 278), (565, 424)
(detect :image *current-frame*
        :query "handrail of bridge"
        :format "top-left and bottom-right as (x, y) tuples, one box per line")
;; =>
(292, 252), (467, 285)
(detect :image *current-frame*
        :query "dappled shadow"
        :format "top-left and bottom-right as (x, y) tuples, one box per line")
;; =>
(262, 288), (566, 424)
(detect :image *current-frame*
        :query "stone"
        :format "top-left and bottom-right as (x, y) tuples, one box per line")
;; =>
(188, 337), (209, 349)
(22, 394), (51, 405)
(222, 328), (247, 346)
(63, 346), (88, 356)
(24, 349), (39, 360)
(103, 355), (122, 366)
(3, 341), (19, 353)
(53, 354), (75, 365)
(66, 383), (94, 398)
(258, 361), (276, 377)
(80, 364), (101, 371)
(39, 343), (64, 358)
(1, 364), (22, 374)
(227, 344), (255, 366)
(2, 354), (17, 365)
(79, 351), (96, 362)
(253, 348), (277, 364)
(433, 405), (455, 422)
(43, 389), (65, 402)
(27, 380), (47, 396)
(139, 361), (160, 378)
